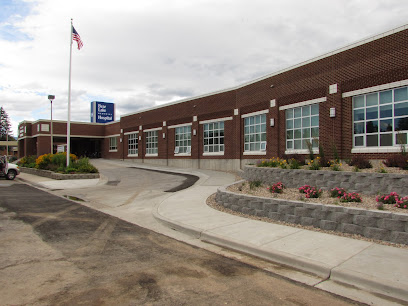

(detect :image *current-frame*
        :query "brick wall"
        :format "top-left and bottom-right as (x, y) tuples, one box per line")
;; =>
(19, 27), (408, 166)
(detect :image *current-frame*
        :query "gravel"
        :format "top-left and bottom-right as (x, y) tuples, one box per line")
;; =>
(206, 163), (408, 249)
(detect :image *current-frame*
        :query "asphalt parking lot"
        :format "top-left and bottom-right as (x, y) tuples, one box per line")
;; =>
(0, 181), (360, 305)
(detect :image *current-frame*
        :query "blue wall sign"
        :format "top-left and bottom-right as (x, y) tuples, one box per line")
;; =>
(91, 101), (115, 123)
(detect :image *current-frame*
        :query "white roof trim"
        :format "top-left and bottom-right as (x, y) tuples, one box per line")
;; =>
(168, 122), (192, 129)
(199, 116), (233, 124)
(279, 97), (326, 110)
(342, 79), (408, 98)
(124, 131), (139, 135)
(143, 127), (162, 132)
(241, 109), (268, 118)
(121, 23), (408, 119)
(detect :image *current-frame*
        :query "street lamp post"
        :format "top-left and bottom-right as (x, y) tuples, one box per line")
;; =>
(48, 95), (55, 153)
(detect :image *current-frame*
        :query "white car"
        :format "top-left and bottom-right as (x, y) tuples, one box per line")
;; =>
(0, 156), (20, 180)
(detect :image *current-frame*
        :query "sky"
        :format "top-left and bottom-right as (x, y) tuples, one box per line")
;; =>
(1, 0), (408, 137)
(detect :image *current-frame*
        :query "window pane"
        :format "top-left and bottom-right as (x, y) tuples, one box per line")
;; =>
(395, 87), (408, 102)
(355, 136), (364, 146)
(261, 115), (266, 123)
(311, 104), (319, 115)
(302, 140), (309, 149)
(353, 96), (364, 108)
(380, 119), (392, 132)
(311, 127), (319, 137)
(366, 135), (378, 146)
(380, 90), (392, 104)
(366, 93), (378, 106)
(380, 105), (392, 118)
(261, 133), (266, 141)
(286, 119), (293, 129)
(294, 140), (301, 149)
(396, 133), (407, 144)
(302, 128), (310, 138)
(287, 130), (293, 139)
(302, 106), (310, 116)
(366, 121), (378, 133)
(302, 117), (310, 127)
(394, 102), (408, 117)
(380, 134), (393, 146)
(354, 122), (364, 134)
(294, 129), (301, 139)
(294, 108), (301, 118)
(287, 140), (293, 149)
(395, 117), (408, 131)
(311, 116), (319, 126)
(354, 109), (365, 121)
(294, 119), (301, 128)
(286, 109), (293, 119)
(366, 107), (378, 120)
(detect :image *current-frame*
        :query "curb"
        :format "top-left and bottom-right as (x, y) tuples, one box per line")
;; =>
(199, 231), (331, 278)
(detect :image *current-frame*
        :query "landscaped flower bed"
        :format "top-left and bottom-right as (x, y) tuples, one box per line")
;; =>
(215, 181), (408, 244)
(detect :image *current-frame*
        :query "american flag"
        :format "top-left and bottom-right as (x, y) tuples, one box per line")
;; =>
(72, 26), (83, 50)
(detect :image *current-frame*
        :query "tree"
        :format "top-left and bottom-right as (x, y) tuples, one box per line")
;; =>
(0, 107), (13, 141)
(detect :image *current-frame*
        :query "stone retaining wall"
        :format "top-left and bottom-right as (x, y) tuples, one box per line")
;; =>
(215, 185), (408, 244)
(21, 167), (100, 180)
(243, 166), (408, 196)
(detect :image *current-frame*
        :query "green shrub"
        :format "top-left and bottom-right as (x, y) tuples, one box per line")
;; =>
(348, 156), (372, 169)
(249, 180), (262, 190)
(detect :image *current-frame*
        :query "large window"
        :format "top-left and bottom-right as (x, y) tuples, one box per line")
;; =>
(244, 114), (266, 152)
(286, 104), (319, 150)
(145, 131), (158, 155)
(353, 87), (408, 147)
(109, 137), (117, 151)
(175, 126), (191, 154)
(203, 121), (224, 153)
(128, 133), (138, 155)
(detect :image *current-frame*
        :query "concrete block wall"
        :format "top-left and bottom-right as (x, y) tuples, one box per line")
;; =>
(21, 167), (100, 180)
(243, 166), (408, 196)
(215, 185), (408, 244)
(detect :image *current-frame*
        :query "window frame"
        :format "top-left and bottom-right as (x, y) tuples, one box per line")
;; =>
(352, 86), (408, 151)
(145, 130), (158, 156)
(174, 125), (191, 155)
(243, 113), (267, 154)
(285, 103), (319, 154)
(203, 121), (225, 155)
(127, 132), (138, 156)
(109, 136), (118, 152)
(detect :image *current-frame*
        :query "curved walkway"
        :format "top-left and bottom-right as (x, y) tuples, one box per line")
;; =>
(17, 159), (408, 305)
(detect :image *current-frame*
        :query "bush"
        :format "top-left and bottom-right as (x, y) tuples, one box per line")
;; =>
(9, 156), (17, 162)
(268, 182), (285, 193)
(283, 154), (306, 166)
(383, 155), (408, 170)
(395, 196), (408, 209)
(299, 185), (322, 198)
(376, 192), (399, 204)
(249, 180), (262, 190)
(340, 192), (362, 203)
(348, 156), (372, 169)
(329, 187), (347, 198)
(18, 155), (37, 167)
(36, 153), (52, 169)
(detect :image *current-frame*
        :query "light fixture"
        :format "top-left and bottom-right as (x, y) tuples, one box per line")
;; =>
(48, 95), (55, 153)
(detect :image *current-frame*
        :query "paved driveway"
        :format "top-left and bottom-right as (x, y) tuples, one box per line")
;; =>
(0, 182), (359, 305)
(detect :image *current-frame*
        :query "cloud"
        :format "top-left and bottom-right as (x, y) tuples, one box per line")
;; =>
(1, 0), (408, 137)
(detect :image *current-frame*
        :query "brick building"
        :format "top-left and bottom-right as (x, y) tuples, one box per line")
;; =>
(18, 25), (408, 171)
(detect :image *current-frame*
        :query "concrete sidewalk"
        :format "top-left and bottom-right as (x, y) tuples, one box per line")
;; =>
(15, 161), (408, 304)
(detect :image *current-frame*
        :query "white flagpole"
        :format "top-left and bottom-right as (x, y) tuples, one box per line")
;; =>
(67, 19), (73, 167)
